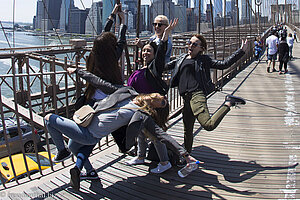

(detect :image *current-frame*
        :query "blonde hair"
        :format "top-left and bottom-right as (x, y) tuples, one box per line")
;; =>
(134, 93), (169, 131)
(154, 15), (169, 26)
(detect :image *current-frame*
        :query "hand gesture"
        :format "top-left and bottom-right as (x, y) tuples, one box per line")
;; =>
(162, 18), (178, 42)
(241, 39), (249, 52)
(135, 37), (144, 48)
(118, 9), (125, 24)
(112, 3), (121, 15)
(67, 67), (76, 74)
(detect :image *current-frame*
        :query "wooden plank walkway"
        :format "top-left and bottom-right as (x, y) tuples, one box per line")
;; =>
(1, 42), (300, 199)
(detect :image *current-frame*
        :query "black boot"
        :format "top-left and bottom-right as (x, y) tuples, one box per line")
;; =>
(225, 95), (246, 107)
(70, 166), (81, 191)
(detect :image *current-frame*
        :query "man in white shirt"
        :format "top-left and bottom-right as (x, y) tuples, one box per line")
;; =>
(266, 31), (279, 73)
(287, 33), (294, 59)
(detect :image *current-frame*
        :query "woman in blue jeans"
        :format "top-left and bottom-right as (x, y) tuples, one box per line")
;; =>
(45, 87), (196, 191)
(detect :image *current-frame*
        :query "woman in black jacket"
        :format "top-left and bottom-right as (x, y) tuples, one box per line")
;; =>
(278, 35), (289, 74)
(165, 34), (249, 153)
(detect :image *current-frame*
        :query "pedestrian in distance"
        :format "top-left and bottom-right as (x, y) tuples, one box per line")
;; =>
(278, 34), (289, 74)
(287, 33), (294, 60)
(254, 36), (263, 62)
(294, 28), (298, 43)
(266, 30), (279, 73)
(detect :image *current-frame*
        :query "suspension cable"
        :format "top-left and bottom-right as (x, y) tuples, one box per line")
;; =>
(41, 0), (71, 60)
(78, 0), (98, 35)
(13, 0), (15, 48)
(0, 20), (12, 49)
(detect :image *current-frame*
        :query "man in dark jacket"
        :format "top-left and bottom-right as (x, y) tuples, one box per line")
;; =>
(165, 34), (249, 153)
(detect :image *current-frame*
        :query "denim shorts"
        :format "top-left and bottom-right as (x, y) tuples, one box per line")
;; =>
(268, 53), (277, 61)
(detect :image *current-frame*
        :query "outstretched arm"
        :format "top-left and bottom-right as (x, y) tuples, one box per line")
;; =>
(211, 39), (248, 70)
(67, 68), (119, 94)
(115, 4), (127, 60)
(103, 3), (121, 32)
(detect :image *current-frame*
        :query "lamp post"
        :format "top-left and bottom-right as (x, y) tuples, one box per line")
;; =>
(255, 0), (262, 35)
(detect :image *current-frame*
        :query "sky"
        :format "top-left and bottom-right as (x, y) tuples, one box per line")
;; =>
(0, 0), (152, 23)
(0, 0), (290, 24)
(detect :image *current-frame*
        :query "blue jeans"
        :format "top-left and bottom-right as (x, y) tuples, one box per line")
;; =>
(68, 140), (95, 171)
(45, 114), (99, 151)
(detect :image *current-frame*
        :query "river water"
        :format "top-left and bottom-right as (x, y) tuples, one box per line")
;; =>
(0, 22), (75, 99)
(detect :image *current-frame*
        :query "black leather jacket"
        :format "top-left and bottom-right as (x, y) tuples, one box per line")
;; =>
(103, 18), (127, 60)
(165, 49), (245, 96)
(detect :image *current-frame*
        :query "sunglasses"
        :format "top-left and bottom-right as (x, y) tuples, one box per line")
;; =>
(152, 23), (166, 27)
(187, 41), (201, 47)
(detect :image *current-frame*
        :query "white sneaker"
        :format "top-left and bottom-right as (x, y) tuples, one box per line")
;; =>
(150, 162), (172, 174)
(126, 157), (145, 165)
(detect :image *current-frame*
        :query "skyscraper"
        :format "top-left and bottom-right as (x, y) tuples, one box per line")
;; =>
(141, 5), (151, 31)
(241, 0), (251, 24)
(194, 0), (204, 14)
(174, 5), (187, 32)
(178, 0), (189, 8)
(35, 0), (62, 31)
(102, 0), (115, 30)
(151, 0), (175, 23)
(214, 0), (223, 18)
(85, 1), (103, 35)
(35, 0), (44, 30)
(59, 0), (74, 32)
(69, 7), (89, 34)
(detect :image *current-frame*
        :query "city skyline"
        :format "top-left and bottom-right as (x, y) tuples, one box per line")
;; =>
(0, 0), (152, 23)
(0, 0), (297, 24)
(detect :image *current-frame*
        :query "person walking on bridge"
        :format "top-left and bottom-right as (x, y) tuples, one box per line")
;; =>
(164, 34), (249, 153)
(266, 30), (279, 73)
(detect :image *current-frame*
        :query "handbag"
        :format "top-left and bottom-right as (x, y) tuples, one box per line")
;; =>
(73, 102), (142, 127)
(73, 104), (95, 127)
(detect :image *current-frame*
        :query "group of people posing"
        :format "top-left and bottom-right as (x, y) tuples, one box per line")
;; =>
(44, 3), (249, 191)
(265, 24), (296, 74)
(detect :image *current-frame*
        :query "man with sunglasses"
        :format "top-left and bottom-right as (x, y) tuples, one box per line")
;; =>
(165, 34), (249, 153)
(136, 15), (172, 63)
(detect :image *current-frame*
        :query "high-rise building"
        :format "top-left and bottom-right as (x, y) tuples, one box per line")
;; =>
(141, 5), (151, 31)
(178, 0), (189, 8)
(69, 7), (89, 34)
(127, 11), (134, 31)
(124, 0), (138, 29)
(187, 8), (196, 31)
(241, 0), (251, 24)
(35, 0), (62, 31)
(214, 0), (223, 18)
(174, 5), (187, 32)
(206, 3), (213, 22)
(225, 1), (232, 15)
(194, 0), (204, 14)
(48, 0), (62, 30)
(35, 0), (44, 30)
(59, 0), (74, 32)
(85, 1), (103, 35)
(151, 0), (175, 23)
(102, 0), (115, 30)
